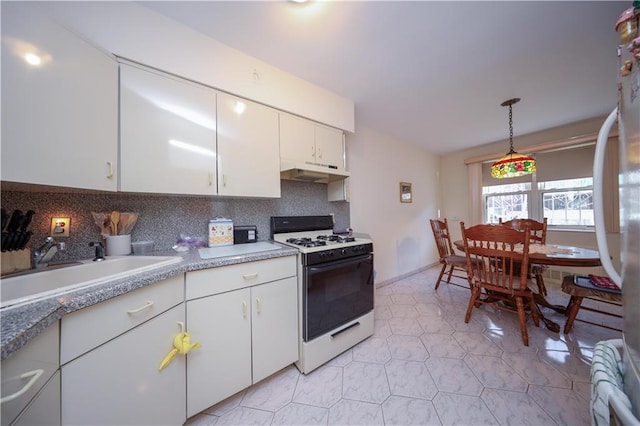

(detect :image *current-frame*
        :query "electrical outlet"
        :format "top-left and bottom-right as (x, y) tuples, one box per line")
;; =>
(51, 217), (70, 237)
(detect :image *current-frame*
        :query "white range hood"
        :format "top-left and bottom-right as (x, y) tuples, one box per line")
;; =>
(280, 161), (350, 184)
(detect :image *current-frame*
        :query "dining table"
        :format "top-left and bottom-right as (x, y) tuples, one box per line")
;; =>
(453, 240), (602, 332)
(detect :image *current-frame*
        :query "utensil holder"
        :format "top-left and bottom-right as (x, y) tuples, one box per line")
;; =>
(106, 234), (131, 256)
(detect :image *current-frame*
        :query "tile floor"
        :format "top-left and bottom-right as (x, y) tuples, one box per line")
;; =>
(186, 266), (622, 425)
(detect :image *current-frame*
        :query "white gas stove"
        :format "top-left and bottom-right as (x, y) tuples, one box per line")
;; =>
(270, 216), (375, 374)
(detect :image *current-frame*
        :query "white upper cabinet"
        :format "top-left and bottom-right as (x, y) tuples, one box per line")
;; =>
(280, 114), (346, 171)
(315, 125), (346, 171)
(1, 2), (118, 191)
(120, 63), (217, 195)
(217, 92), (281, 198)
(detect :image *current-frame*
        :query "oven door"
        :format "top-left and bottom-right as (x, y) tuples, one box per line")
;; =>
(303, 253), (374, 342)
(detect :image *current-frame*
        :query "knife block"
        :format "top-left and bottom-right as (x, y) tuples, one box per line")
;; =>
(1, 249), (31, 276)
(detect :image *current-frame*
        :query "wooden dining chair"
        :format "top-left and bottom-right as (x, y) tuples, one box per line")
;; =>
(460, 222), (540, 346)
(429, 218), (470, 290)
(499, 217), (549, 296)
(498, 218), (548, 244)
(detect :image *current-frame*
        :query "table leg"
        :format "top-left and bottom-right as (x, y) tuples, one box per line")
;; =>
(563, 296), (583, 334)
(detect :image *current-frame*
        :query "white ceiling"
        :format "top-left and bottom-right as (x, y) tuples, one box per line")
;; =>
(140, 1), (628, 155)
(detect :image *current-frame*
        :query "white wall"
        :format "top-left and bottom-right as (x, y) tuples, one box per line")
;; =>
(347, 126), (440, 285)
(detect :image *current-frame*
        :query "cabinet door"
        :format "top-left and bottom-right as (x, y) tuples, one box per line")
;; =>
(315, 124), (345, 171)
(120, 63), (217, 195)
(279, 113), (316, 165)
(1, 324), (59, 426)
(1, 3), (118, 191)
(61, 305), (186, 426)
(251, 277), (299, 383)
(186, 288), (251, 417)
(13, 371), (60, 426)
(217, 92), (280, 197)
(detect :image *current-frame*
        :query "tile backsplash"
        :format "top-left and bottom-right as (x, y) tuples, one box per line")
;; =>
(1, 180), (349, 261)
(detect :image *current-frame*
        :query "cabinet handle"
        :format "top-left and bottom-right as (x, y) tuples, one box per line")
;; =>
(126, 300), (154, 315)
(208, 173), (213, 187)
(311, 145), (315, 157)
(256, 297), (262, 314)
(242, 301), (248, 318)
(0, 369), (44, 404)
(106, 161), (114, 179)
(242, 272), (258, 280)
(223, 174), (227, 187)
(317, 147), (322, 159)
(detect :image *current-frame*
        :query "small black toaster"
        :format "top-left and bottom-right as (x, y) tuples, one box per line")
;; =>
(234, 225), (258, 244)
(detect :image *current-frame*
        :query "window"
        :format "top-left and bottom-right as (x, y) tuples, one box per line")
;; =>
(470, 133), (619, 233)
(482, 144), (597, 228)
(483, 183), (530, 224)
(540, 178), (594, 226)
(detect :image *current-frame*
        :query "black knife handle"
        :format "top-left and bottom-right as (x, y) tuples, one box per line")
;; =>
(1, 209), (8, 232)
(6, 210), (23, 233)
(20, 210), (35, 232)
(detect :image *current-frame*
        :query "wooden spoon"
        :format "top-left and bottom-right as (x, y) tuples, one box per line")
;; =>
(111, 210), (120, 236)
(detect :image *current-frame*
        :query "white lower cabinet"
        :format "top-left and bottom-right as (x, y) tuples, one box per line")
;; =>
(61, 304), (186, 426)
(1, 324), (60, 426)
(251, 277), (299, 383)
(13, 371), (60, 426)
(60, 276), (186, 426)
(186, 288), (252, 416)
(3, 256), (298, 425)
(185, 257), (298, 418)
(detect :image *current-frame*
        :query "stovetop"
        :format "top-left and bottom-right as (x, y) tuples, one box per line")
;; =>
(286, 234), (356, 247)
(270, 215), (373, 256)
(273, 230), (369, 254)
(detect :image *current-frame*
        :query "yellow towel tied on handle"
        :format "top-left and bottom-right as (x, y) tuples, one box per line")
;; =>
(159, 322), (202, 371)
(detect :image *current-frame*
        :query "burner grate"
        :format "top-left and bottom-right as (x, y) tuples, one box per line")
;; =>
(286, 238), (328, 248)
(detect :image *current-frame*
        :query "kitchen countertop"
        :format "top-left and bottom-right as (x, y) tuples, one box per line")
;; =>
(0, 242), (298, 361)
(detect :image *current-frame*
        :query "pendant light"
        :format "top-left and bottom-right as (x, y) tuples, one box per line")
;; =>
(491, 98), (536, 179)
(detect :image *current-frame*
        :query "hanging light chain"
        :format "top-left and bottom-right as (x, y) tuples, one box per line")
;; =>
(501, 97), (520, 154)
(508, 103), (514, 152)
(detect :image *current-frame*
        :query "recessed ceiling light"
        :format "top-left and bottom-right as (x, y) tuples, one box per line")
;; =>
(24, 52), (42, 66)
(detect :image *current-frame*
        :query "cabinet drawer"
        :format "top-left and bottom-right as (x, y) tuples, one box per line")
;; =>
(61, 274), (184, 364)
(1, 324), (59, 426)
(186, 256), (296, 300)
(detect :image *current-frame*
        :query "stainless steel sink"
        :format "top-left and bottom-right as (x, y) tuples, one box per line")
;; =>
(1, 256), (182, 309)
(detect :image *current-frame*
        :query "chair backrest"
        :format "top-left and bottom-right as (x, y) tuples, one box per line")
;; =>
(430, 218), (456, 260)
(460, 222), (531, 291)
(499, 217), (547, 244)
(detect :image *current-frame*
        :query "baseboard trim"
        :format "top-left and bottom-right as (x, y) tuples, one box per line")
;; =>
(376, 262), (440, 289)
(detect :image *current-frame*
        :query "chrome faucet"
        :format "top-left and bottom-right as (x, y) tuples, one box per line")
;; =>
(32, 236), (65, 268)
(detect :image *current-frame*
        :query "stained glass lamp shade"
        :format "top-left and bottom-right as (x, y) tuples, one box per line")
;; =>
(491, 98), (536, 179)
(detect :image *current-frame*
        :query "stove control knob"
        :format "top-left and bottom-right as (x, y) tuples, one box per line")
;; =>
(328, 250), (335, 258)
(319, 252), (327, 259)
(341, 249), (347, 255)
